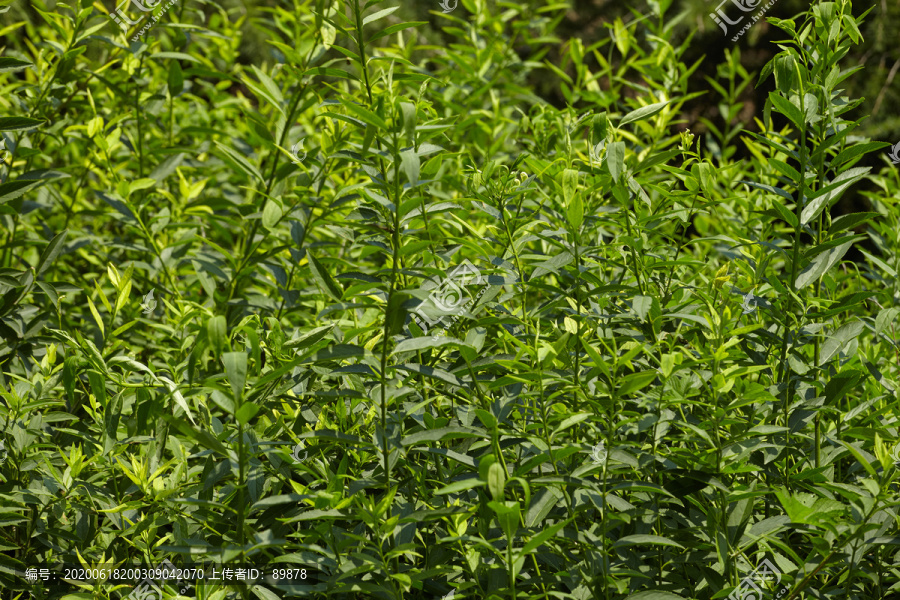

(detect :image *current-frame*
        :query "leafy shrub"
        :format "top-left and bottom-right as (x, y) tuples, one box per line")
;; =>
(0, 0), (899, 599)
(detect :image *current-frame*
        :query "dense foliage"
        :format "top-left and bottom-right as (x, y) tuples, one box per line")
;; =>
(1, 0), (899, 599)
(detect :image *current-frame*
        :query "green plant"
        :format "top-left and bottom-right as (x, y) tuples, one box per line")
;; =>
(1, 0), (899, 599)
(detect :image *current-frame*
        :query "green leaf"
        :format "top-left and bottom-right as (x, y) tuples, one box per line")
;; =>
(250, 586), (283, 600)
(396, 363), (465, 387)
(794, 238), (854, 290)
(208, 390), (235, 415)
(875, 307), (900, 336)
(401, 426), (486, 446)
(613, 18), (629, 55)
(250, 64), (284, 107)
(820, 320), (864, 365)
(36, 229), (68, 276)
(0, 116), (44, 131)
(262, 199), (282, 230)
(830, 212), (878, 235)
(618, 370), (656, 396)
(839, 440), (877, 476)
(608, 141), (625, 183)
(768, 157), (800, 182)
(168, 60), (184, 95)
(801, 92), (819, 123)
(525, 487), (565, 527)
(223, 352), (248, 402)
(773, 54), (795, 94)
(150, 51), (201, 63)
(566, 191), (583, 229)
(800, 167), (869, 225)
(741, 179), (793, 203)
(87, 371), (107, 409)
(517, 517), (570, 558)
(299, 429), (371, 448)
(478, 454), (497, 480)
(400, 149), (420, 185)
(697, 161), (715, 193)
(551, 412), (591, 438)
(802, 234), (865, 261)
(302, 67), (353, 79)
(126, 178), (156, 196)
(435, 479), (484, 495)
(308, 344), (365, 363)
(363, 6), (400, 25)
(393, 336), (474, 355)
(155, 375), (196, 425)
(487, 461), (505, 501)
(620, 101), (669, 126)
(368, 21), (427, 44)
(207, 315), (227, 357)
(235, 401), (260, 426)
(623, 592), (688, 600)
(399, 101), (416, 141)
(561, 168), (582, 228)
(0, 57), (32, 72)
(163, 415), (231, 458)
(340, 100), (389, 130)
(632, 295), (653, 321)
(768, 92), (805, 129)
(306, 252), (344, 301)
(86, 296), (104, 337)
(0, 179), (43, 203)
(831, 141), (887, 169)
(488, 500), (520, 540)
(859, 249), (897, 277)
(320, 21), (336, 49)
(474, 408), (496, 429)
(282, 509), (345, 523)
(770, 199), (799, 228)
(614, 534), (685, 549)
(592, 112), (608, 140)
(822, 369), (862, 404)
(213, 140), (264, 185)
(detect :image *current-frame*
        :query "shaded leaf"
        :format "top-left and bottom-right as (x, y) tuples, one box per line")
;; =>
(620, 101), (669, 126)
(795, 238), (854, 289)
(0, 116), (44, 131)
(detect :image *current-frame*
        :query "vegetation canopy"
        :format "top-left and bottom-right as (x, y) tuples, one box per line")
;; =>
(0, 0), (899, 599)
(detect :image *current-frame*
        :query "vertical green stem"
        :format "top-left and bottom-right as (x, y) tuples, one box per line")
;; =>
(622, 202), (645, 295)
(775, 76), (809, 483)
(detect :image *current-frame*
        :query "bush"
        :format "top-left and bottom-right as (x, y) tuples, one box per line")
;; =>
(1, 0), (899, 599)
